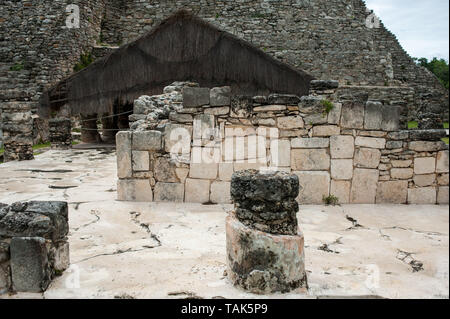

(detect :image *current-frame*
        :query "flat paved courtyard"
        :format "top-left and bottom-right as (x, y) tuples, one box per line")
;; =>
(0, 149), (448, 299)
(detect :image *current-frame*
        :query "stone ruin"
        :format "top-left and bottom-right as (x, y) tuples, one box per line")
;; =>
(116, 81), (449, 205)
(0, 201), (70, 294)
(1, 1), (449, 162)
(226, 169), (307, 294)
(49, 118), (72, 150)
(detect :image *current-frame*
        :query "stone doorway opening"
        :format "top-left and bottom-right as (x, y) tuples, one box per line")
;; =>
(79, 100), (132, 144)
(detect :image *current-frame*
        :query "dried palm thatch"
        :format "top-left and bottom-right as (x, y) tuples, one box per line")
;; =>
(40, 10), (314, 118)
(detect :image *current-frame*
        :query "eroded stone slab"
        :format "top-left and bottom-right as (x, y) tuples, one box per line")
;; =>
(294, 171), (330, 204)
(376, 181), (408, 204)
(154, 183), (184, 202)
(185, 179), (210, 203)
(291, 149), (330, 171)
(117, 179), (153, 202)
(354, 148), (381, 169)
(210, 181), (231, 204)
(436, 151), (449, 173)
(330, 135), (354, 159)
(10, 237), (50, 293)
(330, 180), (351, 204)
(408, 187), (437, 204)
(331, 159), (353, 180)
(350, 169), (379, 204)
(414, 157), (436, 175)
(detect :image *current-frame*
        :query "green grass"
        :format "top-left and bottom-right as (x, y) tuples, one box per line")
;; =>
(408, 121), (419, 129)
(444, 122), (449, 129)
(442, 137), (449, 145)
(72, 141), (79, 145)
(33, 142), (51, 150)
(0, 147), (4, 156)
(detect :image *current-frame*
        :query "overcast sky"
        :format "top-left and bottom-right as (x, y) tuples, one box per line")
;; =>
(365, 0), (449, 61)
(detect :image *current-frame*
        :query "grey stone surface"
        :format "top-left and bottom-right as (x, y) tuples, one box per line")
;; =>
(231, 170), (299, 235)
(267, 94), (300, 105)
(132, 130), (162, 151)
(117, 179), (153, 202)
(354, 148), (381, 169)
(340, 101), (365, 129)
(0, 201), (68, 241)
(154, 156), (179, 183)
(436, 151), (449, 173)
(310, 80), (339, 90)
(291, 149), (330, 171)
(330, 135), (355, 159)
(183, 87), (210, 107)
(210, 86), (231, 106)
(293, 171), (330, 205)
(408, 187), (437, 204)
(364, 101), (383, 130)
(381, 105), (400, 131)
(184, 178), (210, 203)
(10, 237), (50, 293)
(376, 181), (408, 204)
(350, 169), (379, 204)
(291, 138), (329, 149)
(226, 215), (307, 294)
(409, 141), (447, 152)
(116, 131), (133, 179)
(409, 130), (447, 141)
(154, 182), (185, 202)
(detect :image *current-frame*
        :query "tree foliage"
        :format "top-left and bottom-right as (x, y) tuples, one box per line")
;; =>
(414, 57), (449, 89)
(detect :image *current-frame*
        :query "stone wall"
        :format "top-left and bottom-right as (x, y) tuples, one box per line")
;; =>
(0, 201), (70, 293)
(101, 0), (448, 127)
(1, 0), (448, 162)
(0, 0), (105, 161)
(116, 81), (449, 205)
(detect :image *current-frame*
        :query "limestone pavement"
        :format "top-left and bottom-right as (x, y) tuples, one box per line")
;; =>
(0, 149), (448, 299)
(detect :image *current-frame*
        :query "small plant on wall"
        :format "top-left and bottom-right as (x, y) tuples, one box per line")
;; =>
(323, 194), (339, 206)
(321, 99), (334, 117)
(10, 61), (24, 71)
(73, 52), (94, 72)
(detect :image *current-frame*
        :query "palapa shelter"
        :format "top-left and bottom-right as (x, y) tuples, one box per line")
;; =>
(39, 10), (314, 120)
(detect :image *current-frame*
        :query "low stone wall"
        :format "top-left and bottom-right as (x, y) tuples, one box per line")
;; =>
(0, 201), (70, 293)
(49, 118), (72, 149)
(117, 82), (449, 205)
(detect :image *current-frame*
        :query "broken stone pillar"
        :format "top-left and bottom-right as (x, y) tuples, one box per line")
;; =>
(80, 114), (102, 143)
(0, 201), (70, 293)
(226, 169), (307, 294)
(49, 118), (72, 149)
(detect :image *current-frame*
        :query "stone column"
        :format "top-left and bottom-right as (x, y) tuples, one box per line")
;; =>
(49, 118), (72, 149)
(80, 113), (102, 143)
(226, 169), (307, 294)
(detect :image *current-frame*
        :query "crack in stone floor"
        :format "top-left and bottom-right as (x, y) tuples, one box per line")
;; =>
(0, 149), (448, 299)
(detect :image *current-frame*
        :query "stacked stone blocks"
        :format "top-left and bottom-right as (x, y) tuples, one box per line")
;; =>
(226, 170), (307, 294)
(49, 118), (72, 149)
(117, 81), (449, 205)
(0, 201), (70, 293)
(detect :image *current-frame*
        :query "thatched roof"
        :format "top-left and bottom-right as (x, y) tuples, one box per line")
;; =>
(40, 10), (314, 118)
